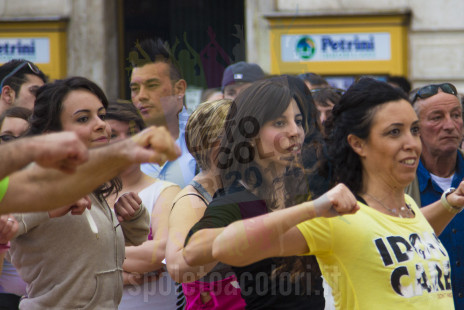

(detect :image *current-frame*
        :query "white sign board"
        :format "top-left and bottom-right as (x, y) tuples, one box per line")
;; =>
(0, 38), (50, 63)
(281, 33), (391, 62)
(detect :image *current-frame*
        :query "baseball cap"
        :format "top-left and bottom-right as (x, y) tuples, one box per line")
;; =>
(221, 61), (265, 90)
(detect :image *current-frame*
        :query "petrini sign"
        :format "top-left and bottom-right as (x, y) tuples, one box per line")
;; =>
(281, 33), (391, 62)
(0, 38), (50, 63)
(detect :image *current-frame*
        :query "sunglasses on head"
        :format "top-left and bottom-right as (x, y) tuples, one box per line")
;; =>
(0, 61), (41, 89)
(412, 83), (457, 103)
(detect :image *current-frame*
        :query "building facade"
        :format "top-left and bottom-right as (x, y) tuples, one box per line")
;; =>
(1, 0), (463, 98)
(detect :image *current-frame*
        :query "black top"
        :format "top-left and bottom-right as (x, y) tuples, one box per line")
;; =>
(186, 186), (325, 310)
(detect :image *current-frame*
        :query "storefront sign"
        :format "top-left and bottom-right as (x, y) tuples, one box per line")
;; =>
(0, 38), (50, 63)
(281, 33), (391, 62)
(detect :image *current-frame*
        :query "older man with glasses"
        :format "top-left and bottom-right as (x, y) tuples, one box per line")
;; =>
(0, 59), (46, 115)
(406, 82), (464, 308)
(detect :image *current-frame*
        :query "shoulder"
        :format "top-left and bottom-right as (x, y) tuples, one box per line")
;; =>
(209, 187), (258, 207)
(404, 193), (418, 208)
(157, 182), (181, 201)
(141, 180), (179, 195)
(172, 185), (207, 208)
(209, 187), (267, 220)
(404, 193), (423, 215)
(159, 180), (181, 191)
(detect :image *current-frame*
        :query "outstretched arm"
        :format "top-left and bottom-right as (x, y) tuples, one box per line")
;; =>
(183, 227), (224, 267)
(0, 126), (180, 214)
(421, 181), (464, 235)
(212, 184), (358, 267)
(182, 198), (241, 268)
(0, 131), (88, 179)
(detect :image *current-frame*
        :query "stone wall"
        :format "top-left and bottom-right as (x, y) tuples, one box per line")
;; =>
(2, 0), (463, 94)
(67, 0), (118, 99)
(0, 0), (119, 98)
(247, 0), (464, 91)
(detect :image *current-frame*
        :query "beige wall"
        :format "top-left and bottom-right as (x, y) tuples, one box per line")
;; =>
(0, 0), (70, 17)
(67, 0), (119, 99)
(0, 0), (119, 98)
(2, 0), (463, 94)
(247, 0), (464, 91)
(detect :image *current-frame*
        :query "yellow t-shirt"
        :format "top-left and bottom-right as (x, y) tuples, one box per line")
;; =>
(297, 194), (454, 310)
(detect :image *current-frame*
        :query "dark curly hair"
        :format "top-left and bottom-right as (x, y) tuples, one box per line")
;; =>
(28, 76), (121, 198)
(324, 77), (409, 194)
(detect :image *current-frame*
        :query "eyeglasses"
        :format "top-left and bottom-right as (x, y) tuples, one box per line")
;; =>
(310, 87), (345, 96)
(411, 83), (458, 103)
(0, 61), (41, 89)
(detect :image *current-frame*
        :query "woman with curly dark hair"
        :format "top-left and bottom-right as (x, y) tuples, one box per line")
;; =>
(212, 77), (464, 309)
(9, 77), (151, 309)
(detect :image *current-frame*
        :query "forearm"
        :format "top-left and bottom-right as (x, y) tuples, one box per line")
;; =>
(167, 245), (217, 283)
(12, 212), (50, 237)
(123, 239), (165, 273)
(0, 137), (43, 179)
(183, 227), (225, 267)
(121, 205), (150, 246)
(213, 199), (321, 266)
(421, 201), (456, 236)
(1, 142), (131, 214)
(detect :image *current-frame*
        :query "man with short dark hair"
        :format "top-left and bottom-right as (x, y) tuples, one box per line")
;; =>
(406, 82), (464, 308)
(129, 38), (196, 188)
(0, 59), (47, 114)
(221, 61), (265, 99)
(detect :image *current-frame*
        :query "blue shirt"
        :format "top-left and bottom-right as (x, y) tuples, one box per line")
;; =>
(141, 128), (196, 189)
(417, 151), (464, 307)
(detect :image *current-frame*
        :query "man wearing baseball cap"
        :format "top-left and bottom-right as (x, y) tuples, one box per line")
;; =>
(221, 61), (265, 99)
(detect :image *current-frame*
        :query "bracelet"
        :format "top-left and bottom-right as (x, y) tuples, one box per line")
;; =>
(441, 188), (463, 214)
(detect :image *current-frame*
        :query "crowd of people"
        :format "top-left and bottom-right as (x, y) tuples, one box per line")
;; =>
(0, 36), (462, 310)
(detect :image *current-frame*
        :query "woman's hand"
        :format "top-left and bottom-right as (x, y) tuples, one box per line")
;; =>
(130, 126), (181, 166)
(445, 181), (464, 209)
(315, 183), (359, 218)
(0, 214), (18, 243)
(114, 192), (142, 222)
(48, 196), (91, 218)
(33, 132), (89, 174)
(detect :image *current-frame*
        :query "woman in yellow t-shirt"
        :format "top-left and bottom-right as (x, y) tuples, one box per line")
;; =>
(212, 77), (464, 310)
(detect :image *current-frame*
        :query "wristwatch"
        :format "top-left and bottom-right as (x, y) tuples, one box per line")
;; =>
(441, 187), (463, 214)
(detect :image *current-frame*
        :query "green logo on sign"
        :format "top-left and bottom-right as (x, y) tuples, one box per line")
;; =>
(296, 36), (315, 60)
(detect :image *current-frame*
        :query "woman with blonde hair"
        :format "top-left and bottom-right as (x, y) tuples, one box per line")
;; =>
(166, 99), (246, 309)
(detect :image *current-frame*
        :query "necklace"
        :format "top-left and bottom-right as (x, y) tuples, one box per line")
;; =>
(365, 193), (414, 218)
